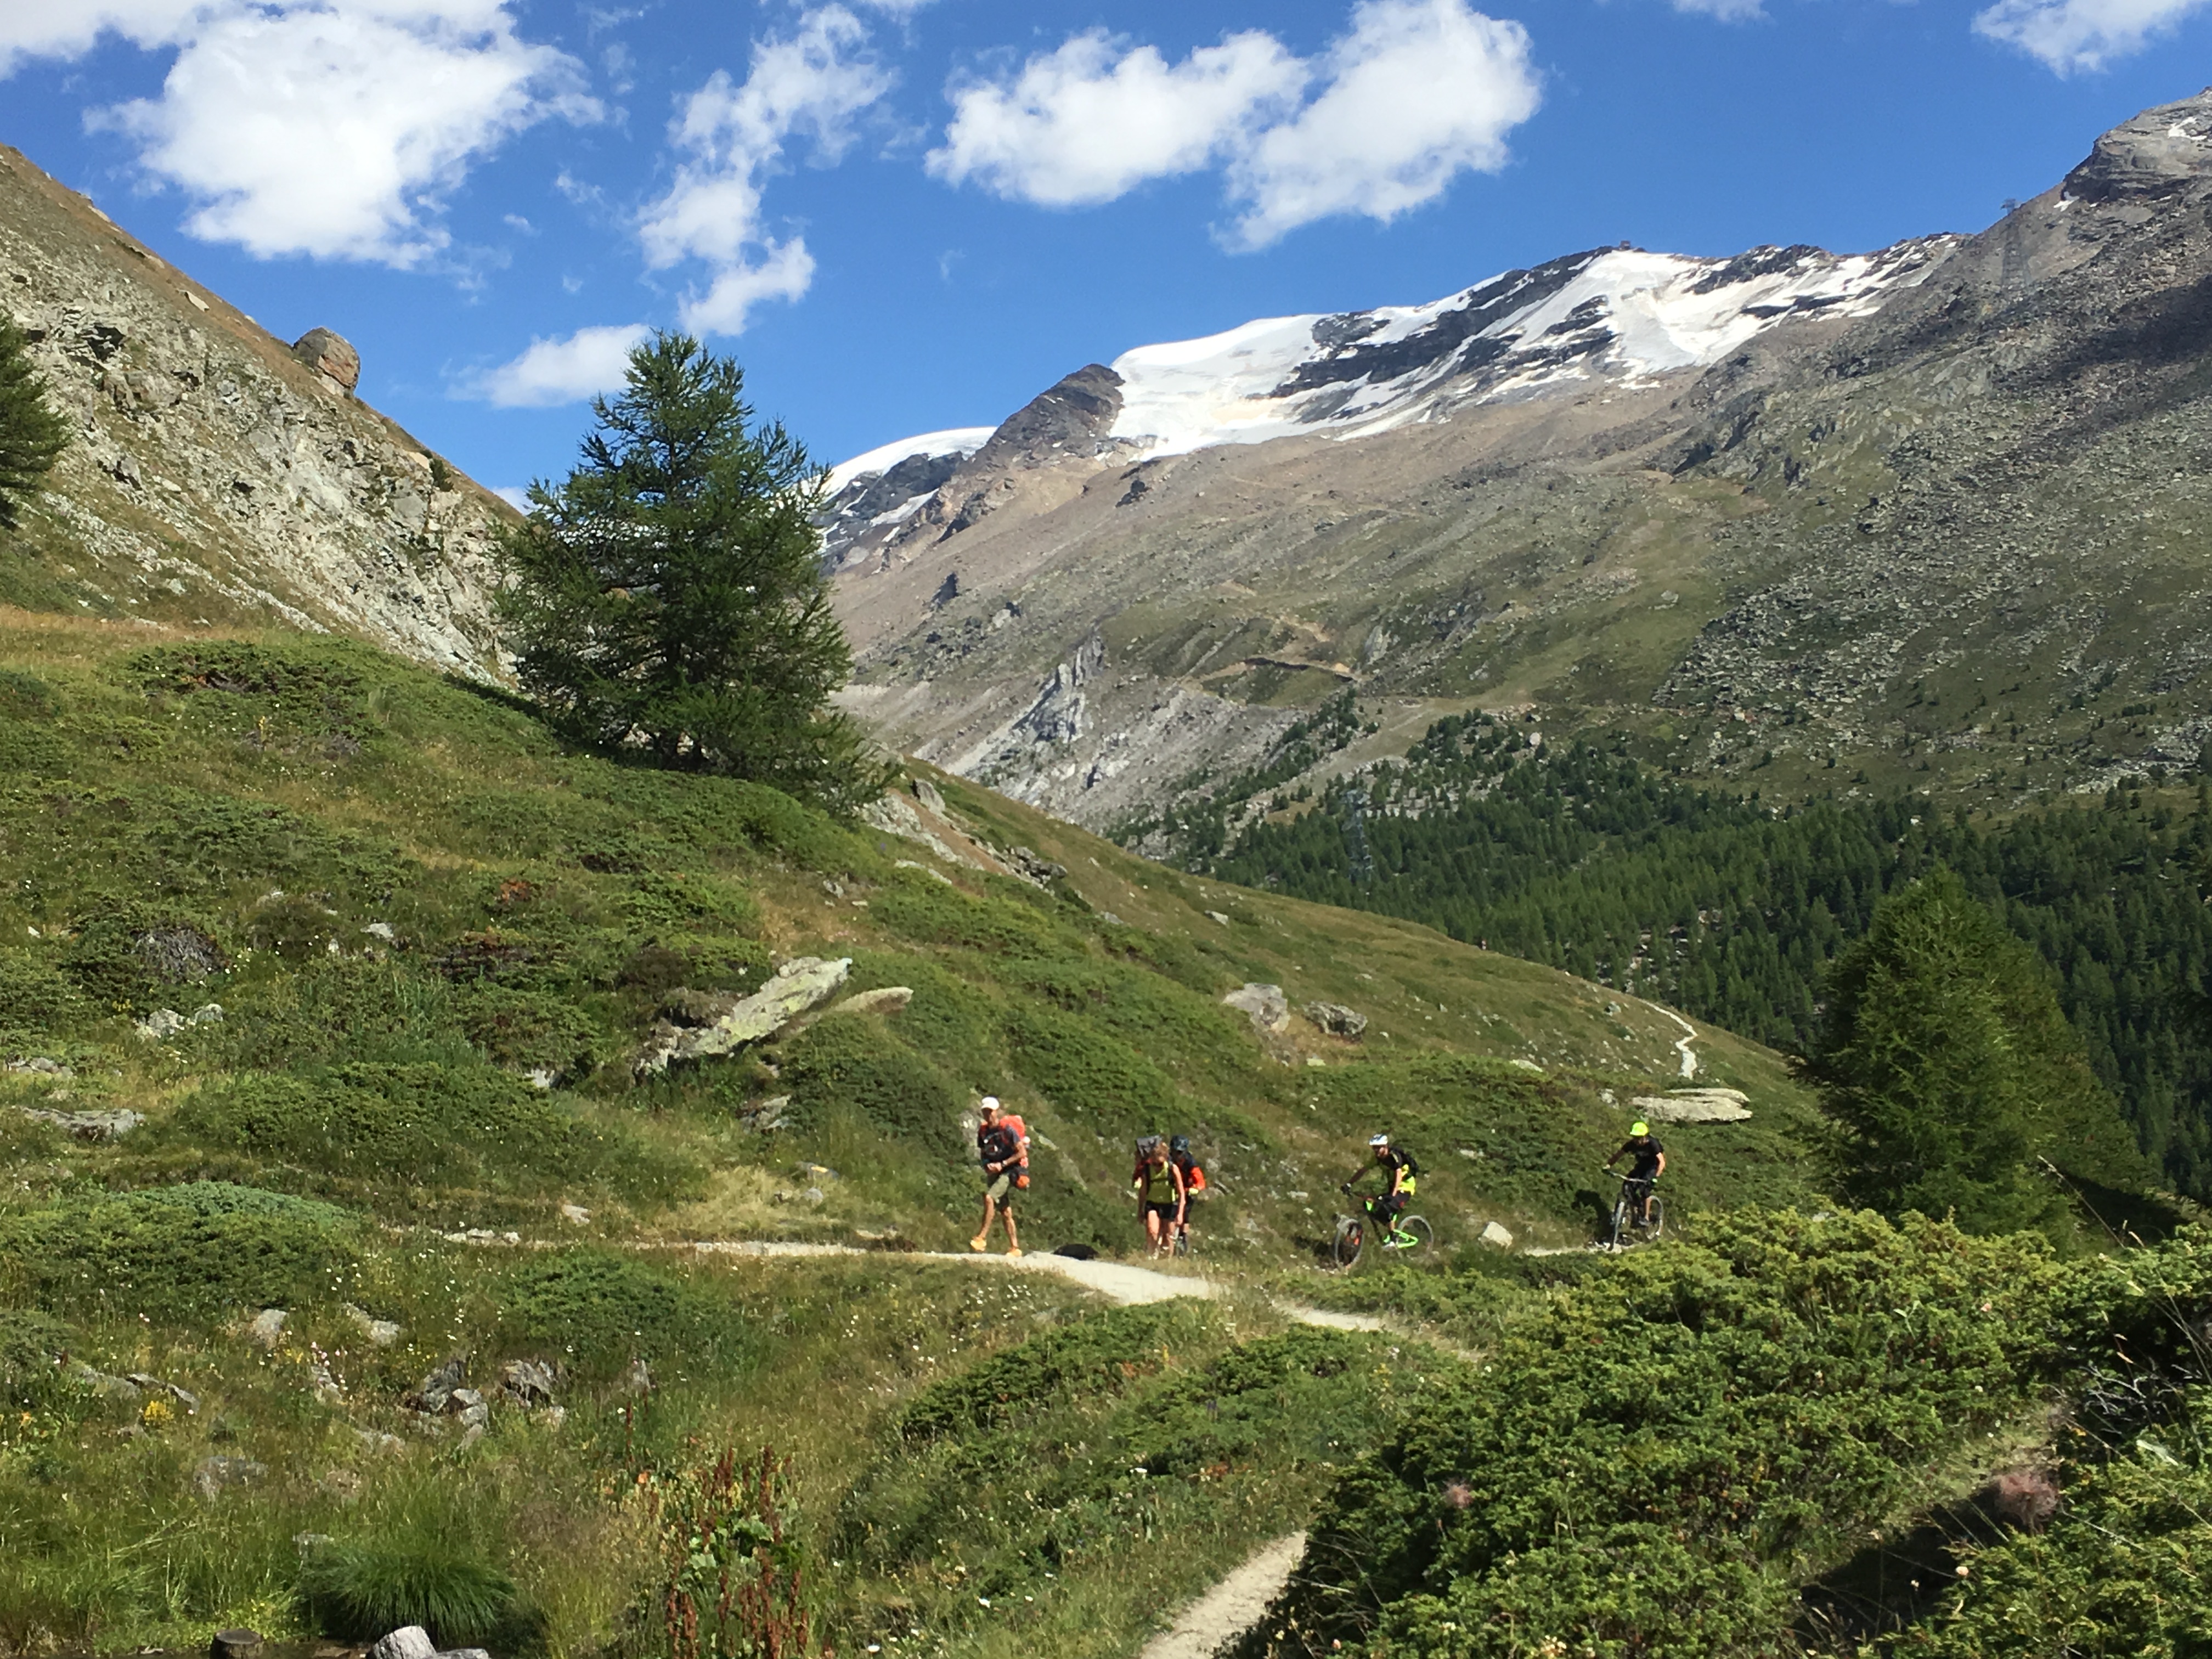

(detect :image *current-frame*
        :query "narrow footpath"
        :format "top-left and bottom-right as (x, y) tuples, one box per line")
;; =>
(1138, 1532), (1307, 1659)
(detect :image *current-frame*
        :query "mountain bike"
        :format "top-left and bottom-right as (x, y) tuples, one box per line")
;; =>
(1606, 1172), (1664, 1250)
(1330, 1184), (1434, 1270)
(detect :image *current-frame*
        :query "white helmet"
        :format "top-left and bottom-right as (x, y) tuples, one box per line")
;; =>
(1369, 1133), (1390, 1148)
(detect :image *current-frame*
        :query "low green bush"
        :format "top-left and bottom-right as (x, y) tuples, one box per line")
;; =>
(1001, 1002), (1177, 1143)
(169, 1061), (689, 1199)
(494, 1249), (757, 1381)
(898, 1302), (1215, 1442)
(455, 981), (605, 1078)
(0, 1182), (359, 1318)
(0, 949), (90, 1036)
(1241, 1209), (2068, 1658)
(779, 1014), (969, 1164)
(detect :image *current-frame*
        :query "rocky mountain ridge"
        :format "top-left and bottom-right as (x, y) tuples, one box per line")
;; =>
(830, 89), (2212, 842)
(0, 144), (508, 671)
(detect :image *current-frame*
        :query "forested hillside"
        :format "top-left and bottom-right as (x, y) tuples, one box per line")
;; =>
(1203, 714), (2212, 1197)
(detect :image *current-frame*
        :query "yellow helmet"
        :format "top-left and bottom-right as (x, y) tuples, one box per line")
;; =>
(1630, 1120), (1650, 1136)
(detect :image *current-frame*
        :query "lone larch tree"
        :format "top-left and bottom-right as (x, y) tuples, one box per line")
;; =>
(496, 331), (878, 812)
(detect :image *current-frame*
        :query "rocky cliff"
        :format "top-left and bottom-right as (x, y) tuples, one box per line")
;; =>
(0, 145), (505, 673)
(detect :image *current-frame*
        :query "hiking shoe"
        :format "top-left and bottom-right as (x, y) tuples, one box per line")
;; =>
(969, 1235), (988, 1252)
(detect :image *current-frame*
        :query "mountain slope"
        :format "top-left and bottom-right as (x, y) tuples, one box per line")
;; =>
(827, 89), (2212, 835)
(0, 145), (506, 673)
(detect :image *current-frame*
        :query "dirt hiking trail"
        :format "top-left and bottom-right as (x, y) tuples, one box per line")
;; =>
(1138, 1532), (1307, 1659)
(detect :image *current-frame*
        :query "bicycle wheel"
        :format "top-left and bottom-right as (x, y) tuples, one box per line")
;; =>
(1396, 1215), (1434, 1258)
(1643, 1195), (1664, 1240)
(1608, 1198), (1630, 1251)
(1331, 1216), (1365, 1271)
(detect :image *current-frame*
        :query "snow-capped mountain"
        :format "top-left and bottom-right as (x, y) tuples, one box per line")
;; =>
(822, 237), (1952, 566)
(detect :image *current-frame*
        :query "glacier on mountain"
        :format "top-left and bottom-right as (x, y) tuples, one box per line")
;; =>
(818, 236), (1956, 571)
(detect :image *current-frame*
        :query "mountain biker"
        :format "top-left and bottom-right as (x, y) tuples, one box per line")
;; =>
(1348, 1133), (1418, 1241)
(970, 1096), (1029, 1257)
(1167, 1134), (1207, 1251)
(1132, 1136), (1187, 1260)
(1606, 1120), (1666, 1226)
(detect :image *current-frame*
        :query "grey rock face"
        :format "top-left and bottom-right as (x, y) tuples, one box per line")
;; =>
(133, 925), (224, 982)
(2063, 87), (2212, 203)
(403, 1354), (467, 1413)
(245, 1308), (288, 1349)
(1632, 1088), (1753, 1124)
(16, 1105), (144, 1140)
(0, 145), (504, 674)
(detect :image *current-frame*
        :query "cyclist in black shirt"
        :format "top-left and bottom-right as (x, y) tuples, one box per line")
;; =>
(1606, 1121), (1666, 1226)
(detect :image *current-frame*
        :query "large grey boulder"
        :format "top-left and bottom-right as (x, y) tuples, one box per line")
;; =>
(291, 327), (360, 392)
(17, 1105), (144, 1141)
(1631, 1088), (1753, 1125)
(1304, 1001), (1368, 1040)
(633, 956), (851, 1075)
(1223, 983), (1289, 1035)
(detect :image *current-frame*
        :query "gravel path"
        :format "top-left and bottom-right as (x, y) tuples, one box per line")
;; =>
(1138, 1532), (1307, 1659)
(685, 1240), (1390, 1328)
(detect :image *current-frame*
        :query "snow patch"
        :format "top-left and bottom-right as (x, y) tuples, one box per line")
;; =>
(828, 427), (995, 493)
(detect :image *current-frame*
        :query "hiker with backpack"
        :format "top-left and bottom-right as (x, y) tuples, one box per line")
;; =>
(1131, 1135), (1187, 1260)
(1167, 1134), (1207, 1254)
(970, 1096), (1029, 1257)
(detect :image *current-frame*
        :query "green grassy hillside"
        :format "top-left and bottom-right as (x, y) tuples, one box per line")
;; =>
(0, 609), (2204, 1659)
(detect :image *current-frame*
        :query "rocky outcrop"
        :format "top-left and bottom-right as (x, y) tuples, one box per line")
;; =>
(0, 145), (505, 673)
(2063, 87), (2212, 204)
(633, 956), (853, 1075)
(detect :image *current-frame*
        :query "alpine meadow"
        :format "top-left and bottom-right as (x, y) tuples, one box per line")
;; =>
(1, 45), (2211, 1659)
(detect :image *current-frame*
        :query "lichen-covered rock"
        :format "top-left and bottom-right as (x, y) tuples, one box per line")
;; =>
(634, 957), (852, 1075)
(1631, 1087), (1753, 1124)
(1304, 1001), (1368, 1039)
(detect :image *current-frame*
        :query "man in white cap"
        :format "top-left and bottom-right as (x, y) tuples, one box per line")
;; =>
(972, 1095), (1029, 1255)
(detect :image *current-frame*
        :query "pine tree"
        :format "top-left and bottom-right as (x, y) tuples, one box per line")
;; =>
(495, 332), (881, 812)
(0, 311), (67, 529)
(1806, 867), (2142, 1238)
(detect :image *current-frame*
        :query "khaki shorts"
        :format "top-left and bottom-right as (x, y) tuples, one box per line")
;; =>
(985, 1171), (1015, 1202)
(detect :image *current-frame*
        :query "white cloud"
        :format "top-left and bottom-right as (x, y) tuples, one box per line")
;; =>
(926, 30), (1306, 206)
(1668, 0), (1768, 20)
(1226, 0), (1539, 248)
(1972, 0), (2209, 70)
(492, 484), (533, 510)
(637, 4), (891, 334)
(924, 0), (1538, 246)
(66, 2), (597, 266)
(0, 0), (206, 70)
(469, 321), (650, 407)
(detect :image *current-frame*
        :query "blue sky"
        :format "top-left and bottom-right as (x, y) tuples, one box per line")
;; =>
(1, 0), (2206, 498)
